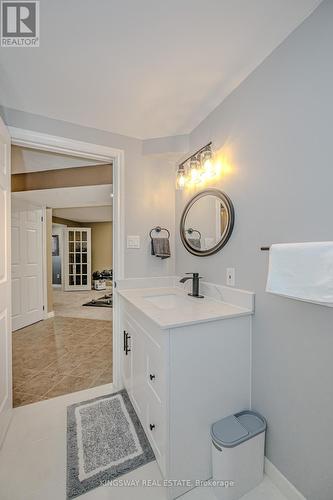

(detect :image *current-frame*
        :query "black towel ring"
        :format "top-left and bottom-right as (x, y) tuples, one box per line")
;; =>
(149, 226), (170, 239)
(186, 228), (201, 239)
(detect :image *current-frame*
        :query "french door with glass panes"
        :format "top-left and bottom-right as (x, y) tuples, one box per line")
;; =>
(64, 228), (91, 291)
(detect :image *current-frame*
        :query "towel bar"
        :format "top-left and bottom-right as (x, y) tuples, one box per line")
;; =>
(150, 226), (171, 259)
(149, 226), (170, 239)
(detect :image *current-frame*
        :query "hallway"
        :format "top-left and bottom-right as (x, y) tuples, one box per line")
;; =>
(12, 316), (112, 407)
(53, 288), (112, 321)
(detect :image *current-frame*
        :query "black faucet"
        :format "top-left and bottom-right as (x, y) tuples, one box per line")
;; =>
(179, 273), (204, 298)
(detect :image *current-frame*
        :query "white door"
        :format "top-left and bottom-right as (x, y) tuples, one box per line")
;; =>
(11, 207), (44, 331)
(64, 228), (91, 291)
(0, 117), (12, 445)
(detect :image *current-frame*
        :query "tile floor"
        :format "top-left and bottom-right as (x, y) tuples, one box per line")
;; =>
(12, 316), (112, 407)
(53, 289), (112, 321)
(0, 384), (288, 500)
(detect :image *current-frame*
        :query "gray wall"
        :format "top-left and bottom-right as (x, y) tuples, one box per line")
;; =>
(1, 107), (177, 280)
(176, 2), (333, 499)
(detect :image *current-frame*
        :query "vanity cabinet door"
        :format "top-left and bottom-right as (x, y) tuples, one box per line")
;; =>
(146, 391), (166, 476)
(130, 323), (146, 422)
(146, 339), (165, 403)
(122, 318), (132, 395)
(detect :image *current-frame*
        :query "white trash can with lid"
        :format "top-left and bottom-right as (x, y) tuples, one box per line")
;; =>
(210, 410), (267, 500)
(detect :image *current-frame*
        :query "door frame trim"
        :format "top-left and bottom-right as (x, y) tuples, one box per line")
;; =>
(52, 222), (67, 292)
(9, 126), (125, 390)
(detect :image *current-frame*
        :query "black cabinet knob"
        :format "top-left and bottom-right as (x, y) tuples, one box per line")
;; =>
(149, 424), (155, 431)
(149, 374), (156, 381)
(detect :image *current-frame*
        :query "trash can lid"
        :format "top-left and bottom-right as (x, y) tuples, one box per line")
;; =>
(211, 410), (267, 448)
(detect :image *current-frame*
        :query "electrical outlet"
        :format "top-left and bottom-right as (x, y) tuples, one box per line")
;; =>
(226, 267), (235, 286)
(127, 235), (140, 249)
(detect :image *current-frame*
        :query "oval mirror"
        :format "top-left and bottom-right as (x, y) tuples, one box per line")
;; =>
(180, 189), (235, 256)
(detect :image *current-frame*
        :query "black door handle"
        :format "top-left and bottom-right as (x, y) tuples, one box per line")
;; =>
(149, 424), (155, 431)
(125, 332), (131, 355)
(149, 374), (156, 381)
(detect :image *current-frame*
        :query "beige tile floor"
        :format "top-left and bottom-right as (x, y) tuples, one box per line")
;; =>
(53, 288), (112, 321)
(12, 316), (112, 407)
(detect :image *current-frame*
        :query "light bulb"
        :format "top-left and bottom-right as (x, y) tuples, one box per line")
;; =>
(205, 159), (213, 176)
(189, 157), (201, 183)
(202, 149), (214, 179)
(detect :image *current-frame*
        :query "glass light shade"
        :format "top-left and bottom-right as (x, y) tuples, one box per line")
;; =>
(189, 158), (201, 183)
(202, 149), (214, 178)
(176, 167), (186, 190)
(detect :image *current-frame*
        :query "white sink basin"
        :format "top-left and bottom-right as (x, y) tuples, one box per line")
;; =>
(119, 284), (254, 329)
(144, 293), (191, 310)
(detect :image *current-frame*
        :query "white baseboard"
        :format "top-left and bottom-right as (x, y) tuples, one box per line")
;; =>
(46, 311), (55, 319)
(265, 458), (306, 500)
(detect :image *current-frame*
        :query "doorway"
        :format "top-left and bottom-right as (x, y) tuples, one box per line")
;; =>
(9, 134), (123, 407)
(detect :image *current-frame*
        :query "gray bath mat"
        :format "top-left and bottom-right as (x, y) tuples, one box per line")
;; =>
(67, 390), (155, 499)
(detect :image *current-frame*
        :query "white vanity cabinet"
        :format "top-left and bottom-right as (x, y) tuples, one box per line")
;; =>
(119, 288), (253, 499)
(121, 301), (168, 475)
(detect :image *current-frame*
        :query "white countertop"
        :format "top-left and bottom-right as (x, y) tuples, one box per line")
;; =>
(118, 286), (253, 329)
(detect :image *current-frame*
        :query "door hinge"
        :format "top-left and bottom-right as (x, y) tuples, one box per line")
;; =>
(114, 281), (117, 288)
(41, 216), (44, 222)
(43, 305), (45, 311)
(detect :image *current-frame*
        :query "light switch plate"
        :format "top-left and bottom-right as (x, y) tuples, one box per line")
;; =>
(127, 235), (140, 249)
(226, 267), (235, 286)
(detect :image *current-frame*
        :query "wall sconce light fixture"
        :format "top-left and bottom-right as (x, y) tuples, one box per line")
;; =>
(176, 142), (215, 190)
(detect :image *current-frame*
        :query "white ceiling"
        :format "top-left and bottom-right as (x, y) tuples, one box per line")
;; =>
(12, 146), (105, 174)
(0, 0), (322, 139)
(53, 206), (112, 222)
(12, 184), (113, 209)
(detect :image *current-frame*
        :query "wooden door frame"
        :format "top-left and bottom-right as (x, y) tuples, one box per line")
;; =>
(9, 126), (125, 390)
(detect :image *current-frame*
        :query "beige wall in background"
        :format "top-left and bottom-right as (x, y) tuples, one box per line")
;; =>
(82, 222), (113, 272)
(51, 218), (112, 281)
(46, 208), (53, 313)
(52, 216), (82, 227)
(12, 164), (113, 192)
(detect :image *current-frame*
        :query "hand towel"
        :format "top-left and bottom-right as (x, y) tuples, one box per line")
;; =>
(151, 237), (170, 259)
(266, 242), (333, 306)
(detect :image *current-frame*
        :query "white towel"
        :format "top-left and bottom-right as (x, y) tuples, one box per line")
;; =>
(266, 242), (333, 307)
